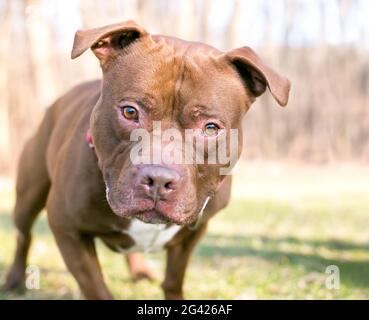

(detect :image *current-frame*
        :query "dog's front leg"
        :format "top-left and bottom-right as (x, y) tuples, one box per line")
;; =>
(162, 224), (208, 300)
(52, 229), (113, 300)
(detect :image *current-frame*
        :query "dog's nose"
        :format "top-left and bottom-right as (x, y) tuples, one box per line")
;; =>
(138, 166), (181, 200)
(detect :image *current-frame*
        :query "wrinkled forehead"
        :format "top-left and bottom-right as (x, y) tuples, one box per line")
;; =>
(102, 37), (249, 115)
(177, 54), (249, 109)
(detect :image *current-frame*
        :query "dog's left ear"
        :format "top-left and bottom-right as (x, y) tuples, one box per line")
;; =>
(71, 20), (150, 65)
(225, 46), (291, 106)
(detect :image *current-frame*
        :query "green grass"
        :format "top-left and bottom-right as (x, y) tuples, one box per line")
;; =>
(1, 166), (369, 299)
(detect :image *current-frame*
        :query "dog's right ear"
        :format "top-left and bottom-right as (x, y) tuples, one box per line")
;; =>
(225, 46), (290, 107)
(71, 20), (149, 65)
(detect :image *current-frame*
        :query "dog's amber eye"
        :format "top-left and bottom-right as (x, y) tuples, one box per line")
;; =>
(121, 106), (138, 121)
(203, 123), (219, 136)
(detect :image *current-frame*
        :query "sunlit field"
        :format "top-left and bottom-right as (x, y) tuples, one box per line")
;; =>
(1, 162), (369, 300)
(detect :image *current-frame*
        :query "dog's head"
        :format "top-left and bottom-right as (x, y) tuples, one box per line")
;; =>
(72, 20), (290, 225)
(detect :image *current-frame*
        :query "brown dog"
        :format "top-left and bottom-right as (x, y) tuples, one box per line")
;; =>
(2, 20), (290, 299)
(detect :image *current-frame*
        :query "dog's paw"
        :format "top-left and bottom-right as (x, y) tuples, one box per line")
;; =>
(131, 269), (156, 282)
(1, 274), (26, 295)
(164, 292), (184, 300)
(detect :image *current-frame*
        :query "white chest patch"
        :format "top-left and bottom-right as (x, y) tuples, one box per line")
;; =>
(120, 219), (182, 253)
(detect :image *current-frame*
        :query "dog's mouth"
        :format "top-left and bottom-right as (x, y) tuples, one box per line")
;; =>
(105, 186), (189, 224)
(134, 209), (171, 224)
(109, 202), (193, 225)
(104, 176), (202, 225)
(107, 193), (209, 227)
(106, 194), (199, 225)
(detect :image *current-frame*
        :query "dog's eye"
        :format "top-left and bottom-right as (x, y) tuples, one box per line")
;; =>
(121, 106), (138, 121)
(203, 123), (219, 136)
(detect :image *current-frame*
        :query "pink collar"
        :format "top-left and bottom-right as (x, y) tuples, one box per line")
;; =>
(86, 131), (94, 149)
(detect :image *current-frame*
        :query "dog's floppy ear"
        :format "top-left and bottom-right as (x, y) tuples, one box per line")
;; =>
(71, 20), (149, 65)
(225, 46), (291, 106)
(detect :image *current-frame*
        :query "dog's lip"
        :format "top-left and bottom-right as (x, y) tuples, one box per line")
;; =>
(112, 205), (195, 225)
(136, 208), (173, 223)
(106, 188), (199, 225)
(111, 204), (171, 223)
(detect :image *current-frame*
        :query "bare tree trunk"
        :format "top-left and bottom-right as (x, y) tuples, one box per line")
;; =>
(7, 0), (41, 170)
(0, 0), (11, 173)
(176, 0), (197, 40)
(199, 0), (209, 43)
(225, 0), (239, 50)
(26, 0), (60, 109)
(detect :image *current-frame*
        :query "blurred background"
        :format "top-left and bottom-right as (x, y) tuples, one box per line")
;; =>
(1, 0), (369, 299)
